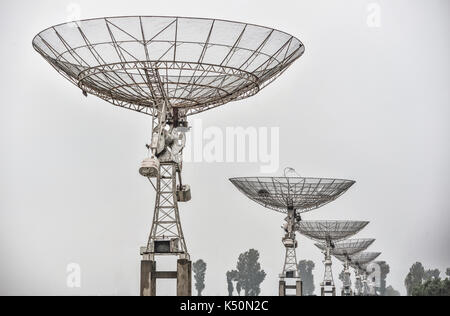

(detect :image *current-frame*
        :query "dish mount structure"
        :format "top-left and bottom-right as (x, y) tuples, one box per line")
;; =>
(316, 238), (375, 296)
(336, 251), (381, 296)
(33, 16), (305, 296)
(297, 221), (369, 296)
(230, 169), (355, 296)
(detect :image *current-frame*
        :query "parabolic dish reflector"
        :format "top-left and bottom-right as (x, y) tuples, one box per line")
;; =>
(229, 177), (355, 214)
(336, 252), (381, 267)
(315, 238), (375, 256)
(296, 220), (369, 242)
(32, 16), (304, 116)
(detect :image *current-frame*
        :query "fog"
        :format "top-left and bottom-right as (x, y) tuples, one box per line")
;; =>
(1, 0), (449, 295)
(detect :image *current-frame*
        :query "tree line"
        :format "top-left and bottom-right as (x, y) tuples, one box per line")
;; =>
(405, 262), (450, 296)
(193, 252), (449, 296)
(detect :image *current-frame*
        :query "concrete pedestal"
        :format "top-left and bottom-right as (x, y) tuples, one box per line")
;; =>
(177, 259), (192, 296)
(279, 280), (286, 296)
(279, 280), (302, 296)
(141, 259), (192, 296)
(296, 280), (303, 296)
(140, 260), (156, 296)
(321, 286), (336, 297)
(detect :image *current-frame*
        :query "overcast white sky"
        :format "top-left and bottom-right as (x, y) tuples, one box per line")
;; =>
(1, 0), (449, 296)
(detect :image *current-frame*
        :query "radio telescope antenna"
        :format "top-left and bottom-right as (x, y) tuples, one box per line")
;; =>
(315, 238), (375, 296)
(350, 252), (381, 296)
(359, 263), (378, 296)
(335, 252), (381, 296)
(230, 171), (355, 296)
(33, 16), (305, 296)
(284, 167), (301, 178)
(365, 260), (386, 296)
(297, 220), (369, 296)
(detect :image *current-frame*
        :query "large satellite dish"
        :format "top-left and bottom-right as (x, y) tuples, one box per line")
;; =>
(296, 220), (369, 242)
(320, 239), (375, 296)
(338, 251), (381, 296)
(33, 16), (305, 297)
(336, 252), (381, 267)
(315, 238), (375, 257)
(32, 16), (304, 116)
(296, 220), (369, 296)
(229, 169), (356, 297)
(349, 252), (381, 267)
(229, 177), (355, 214)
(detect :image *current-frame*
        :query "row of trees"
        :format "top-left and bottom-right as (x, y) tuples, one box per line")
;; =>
(193, 249), (267, 296)
(193, 254), (320, 296)
(226, 249), (267, 296)
(193, 259), (207, 296)
(196, 253), (450, 296)
(405, 262), (450, 296)
(226, 254), (317, 296)
(298, 260), (315, 295)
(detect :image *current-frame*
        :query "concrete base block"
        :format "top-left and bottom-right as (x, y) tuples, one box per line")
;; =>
(140, 259), (192, 296)
(279, 280), (286, 296)
(296, 280), (303, 296)
(321, 286), (336, 297)
(177, 259), (192, 296)
(140, 260), (156, 296)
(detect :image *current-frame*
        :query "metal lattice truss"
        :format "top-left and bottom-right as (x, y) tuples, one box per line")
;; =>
(354, 272), (363, 296)
(315, 238), (375, 257)
(296, 221), (369, 243)
(283, 248), (299, 277)
(146, 163), (188, 257)
(229, 177), (355, 214)
(32, 16), (304, 116)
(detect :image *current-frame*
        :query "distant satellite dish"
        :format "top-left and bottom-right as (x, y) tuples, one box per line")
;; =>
(230, 176), (355, 214)
(297, 221), (369, 243)
(284, 167), (300, 178)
